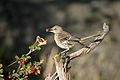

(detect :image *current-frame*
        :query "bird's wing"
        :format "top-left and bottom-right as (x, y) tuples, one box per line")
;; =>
(58, 32), (87, 47)
(58, 32), (72, 43)
(58, 32), (79, 44)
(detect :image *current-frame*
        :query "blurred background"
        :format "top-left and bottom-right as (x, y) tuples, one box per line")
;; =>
(0, 0), (120, 80)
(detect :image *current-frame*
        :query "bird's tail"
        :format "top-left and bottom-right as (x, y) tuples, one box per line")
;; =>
(78, 40), (90, 48)
(70, 39), (90, 48)
(77, 33), (101, 48)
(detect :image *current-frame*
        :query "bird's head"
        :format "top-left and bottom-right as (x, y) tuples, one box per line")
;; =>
(46, 25), (63, 34)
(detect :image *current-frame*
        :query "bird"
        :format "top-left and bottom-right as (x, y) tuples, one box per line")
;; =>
(45, 25), (92, 54)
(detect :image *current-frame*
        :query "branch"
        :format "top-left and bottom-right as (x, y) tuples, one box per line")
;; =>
(69, 23), (109, 60)
(44, 72), (57, 80)
(54, 57), (70, 80)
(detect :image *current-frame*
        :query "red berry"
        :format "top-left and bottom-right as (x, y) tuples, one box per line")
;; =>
(8, 75), (12, 79)
(45, 27), (49, 32)
(28, 70), (32, 74)
(31, 67), (35, 72)
(34, 71), (38, 75)
(19, 59), (25, 65)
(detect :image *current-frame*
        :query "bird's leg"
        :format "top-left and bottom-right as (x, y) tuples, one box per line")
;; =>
(60, 48), (69, 57)
(61, 48), (69, 54)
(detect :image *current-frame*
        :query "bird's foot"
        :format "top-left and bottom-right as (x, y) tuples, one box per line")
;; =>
(60, 52), (69, 59)
(60, 49), (69, 54)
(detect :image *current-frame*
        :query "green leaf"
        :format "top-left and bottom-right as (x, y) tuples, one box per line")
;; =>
(22, 54), (25, 57)
(37, 70), (41, 74)
(15, 55), (19, 60)
(18, 71), (23, 75)
(26, 56), (31, 59)
(13, 70), (16, 73)
(29, 44), (36, 50)
(36, 47), (41, 51)
(0, 74), (4, 77)
(18, 78), (25, 80)
(40, 59), (44, 64)
(0, 64), (3, 68)
(12, 73), (19, 78)
(0, 69), (3, 73)
(24, 76), (28, 79)
(0, 78), (4, 80)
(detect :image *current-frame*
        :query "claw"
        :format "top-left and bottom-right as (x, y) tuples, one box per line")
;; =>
(61, 48), (69, 53)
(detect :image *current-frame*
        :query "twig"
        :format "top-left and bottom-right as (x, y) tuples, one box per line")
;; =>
(45, 73), (52, 80)
(8, 60), (18, 67)
(54, 75), (58, 80)
(45, 72), (57, 80)
(54, 57), (70, 80)
(51, 72), (57, 78)
(8, 36), (47, 67)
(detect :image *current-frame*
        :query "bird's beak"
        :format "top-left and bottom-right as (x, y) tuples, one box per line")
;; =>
(48, 28), (53, 32)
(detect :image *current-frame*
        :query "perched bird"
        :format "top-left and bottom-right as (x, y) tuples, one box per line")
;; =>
(46, 25), (90, 54)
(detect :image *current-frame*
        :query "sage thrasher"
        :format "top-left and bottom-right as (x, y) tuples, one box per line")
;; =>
(46, 25), (93, 53)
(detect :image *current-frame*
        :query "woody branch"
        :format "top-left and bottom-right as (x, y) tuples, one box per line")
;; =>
(69, 23), (109, 60)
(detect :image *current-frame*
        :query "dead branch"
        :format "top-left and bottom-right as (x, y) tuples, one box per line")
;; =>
(54, 57), (70, 80)
(69, 23), (109, 60)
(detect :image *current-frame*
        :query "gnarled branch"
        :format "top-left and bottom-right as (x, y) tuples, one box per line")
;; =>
(69, 23), (109, 60)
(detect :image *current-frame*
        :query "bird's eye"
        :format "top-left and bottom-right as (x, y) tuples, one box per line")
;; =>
(54, 28), (57, 30)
